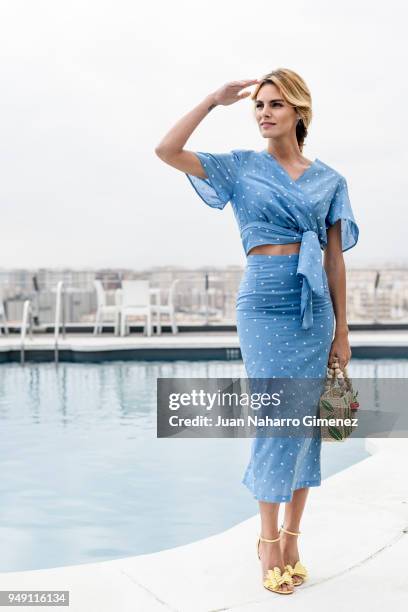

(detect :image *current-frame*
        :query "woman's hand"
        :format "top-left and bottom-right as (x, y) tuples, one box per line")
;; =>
(328, 330), (352, 371)
(212, 79), (260, 106)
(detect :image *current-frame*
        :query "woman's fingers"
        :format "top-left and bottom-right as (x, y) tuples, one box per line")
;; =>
(328, 355), (340, 368)
(237, 93), (252, 100)
(329, 357), (348, 371)
(214, 79), (260, 105)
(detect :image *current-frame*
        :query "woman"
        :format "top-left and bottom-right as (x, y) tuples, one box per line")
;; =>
(155, 68), (359, 596)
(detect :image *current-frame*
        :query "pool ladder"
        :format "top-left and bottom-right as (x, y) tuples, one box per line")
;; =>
(20, 300), (33, 365)
(54, 281), (66, 364)
(20, 281), (65, 365)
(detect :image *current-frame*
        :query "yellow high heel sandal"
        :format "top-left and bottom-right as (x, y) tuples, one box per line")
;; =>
(256, 534), (294, 595)
(279, 525), (308, 586)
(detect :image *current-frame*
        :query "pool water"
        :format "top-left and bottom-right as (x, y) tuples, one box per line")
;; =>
(0, 359), (385, 573)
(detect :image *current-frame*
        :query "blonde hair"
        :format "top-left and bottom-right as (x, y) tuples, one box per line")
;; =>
(251, 68), (312, 152)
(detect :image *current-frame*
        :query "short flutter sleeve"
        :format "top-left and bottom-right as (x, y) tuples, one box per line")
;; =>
(325, 177), (359, 251)
(185, 150), (241, 210)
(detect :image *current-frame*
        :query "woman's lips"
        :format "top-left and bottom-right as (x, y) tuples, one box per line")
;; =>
(261, 123), (276, 127)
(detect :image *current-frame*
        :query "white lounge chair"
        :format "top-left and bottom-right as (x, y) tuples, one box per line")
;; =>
(93, 280), (121, 335)
(120, 280), (152, 337)
(150, 278), (179, 334)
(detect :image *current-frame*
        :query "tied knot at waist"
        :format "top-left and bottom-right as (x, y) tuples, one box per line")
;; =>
(241, 222), (326, 330)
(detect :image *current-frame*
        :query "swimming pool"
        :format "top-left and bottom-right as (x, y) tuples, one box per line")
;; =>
(0, 358), (395, 573)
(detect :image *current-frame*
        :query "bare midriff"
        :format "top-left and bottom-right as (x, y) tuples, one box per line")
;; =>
(248, 242), (301, 255)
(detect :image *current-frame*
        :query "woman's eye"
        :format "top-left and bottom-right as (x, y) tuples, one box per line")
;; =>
(256, 103), (283, 108)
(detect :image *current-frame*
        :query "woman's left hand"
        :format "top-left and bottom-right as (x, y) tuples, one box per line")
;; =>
(328, 331), (351, 371)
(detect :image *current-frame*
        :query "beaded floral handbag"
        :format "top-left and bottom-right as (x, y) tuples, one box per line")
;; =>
(319, 362), (359, 442)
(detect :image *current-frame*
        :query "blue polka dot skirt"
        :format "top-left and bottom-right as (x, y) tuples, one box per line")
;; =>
(236, 254), (335, 503)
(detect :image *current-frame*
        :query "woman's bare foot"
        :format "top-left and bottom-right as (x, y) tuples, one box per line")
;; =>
(280, 530), (302, 584)
(258, 539), (294, 593)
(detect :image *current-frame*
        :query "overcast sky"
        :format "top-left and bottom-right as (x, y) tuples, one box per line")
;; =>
(0, 0), (406, 270)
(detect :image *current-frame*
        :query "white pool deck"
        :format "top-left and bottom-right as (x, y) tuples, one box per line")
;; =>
(0, 435), (407, 611)
(0, 328), (408, 353)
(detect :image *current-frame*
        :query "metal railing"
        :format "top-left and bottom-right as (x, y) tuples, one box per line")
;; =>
(1, 267), (408, 330)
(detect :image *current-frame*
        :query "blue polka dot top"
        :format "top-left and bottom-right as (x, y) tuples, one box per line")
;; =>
(185, 149), (359, 330)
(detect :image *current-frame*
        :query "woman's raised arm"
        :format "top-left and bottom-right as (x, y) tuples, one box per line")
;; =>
(154, 79), (259, 177)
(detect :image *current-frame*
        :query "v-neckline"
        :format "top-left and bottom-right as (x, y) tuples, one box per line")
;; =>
(261, 149), (319, 184)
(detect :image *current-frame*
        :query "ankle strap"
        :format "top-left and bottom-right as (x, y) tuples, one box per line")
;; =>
(280, 525), (301, 536)
(259, 534), (281, 543)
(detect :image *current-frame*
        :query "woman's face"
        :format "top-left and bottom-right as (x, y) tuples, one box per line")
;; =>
(254, 82), (298, 140)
